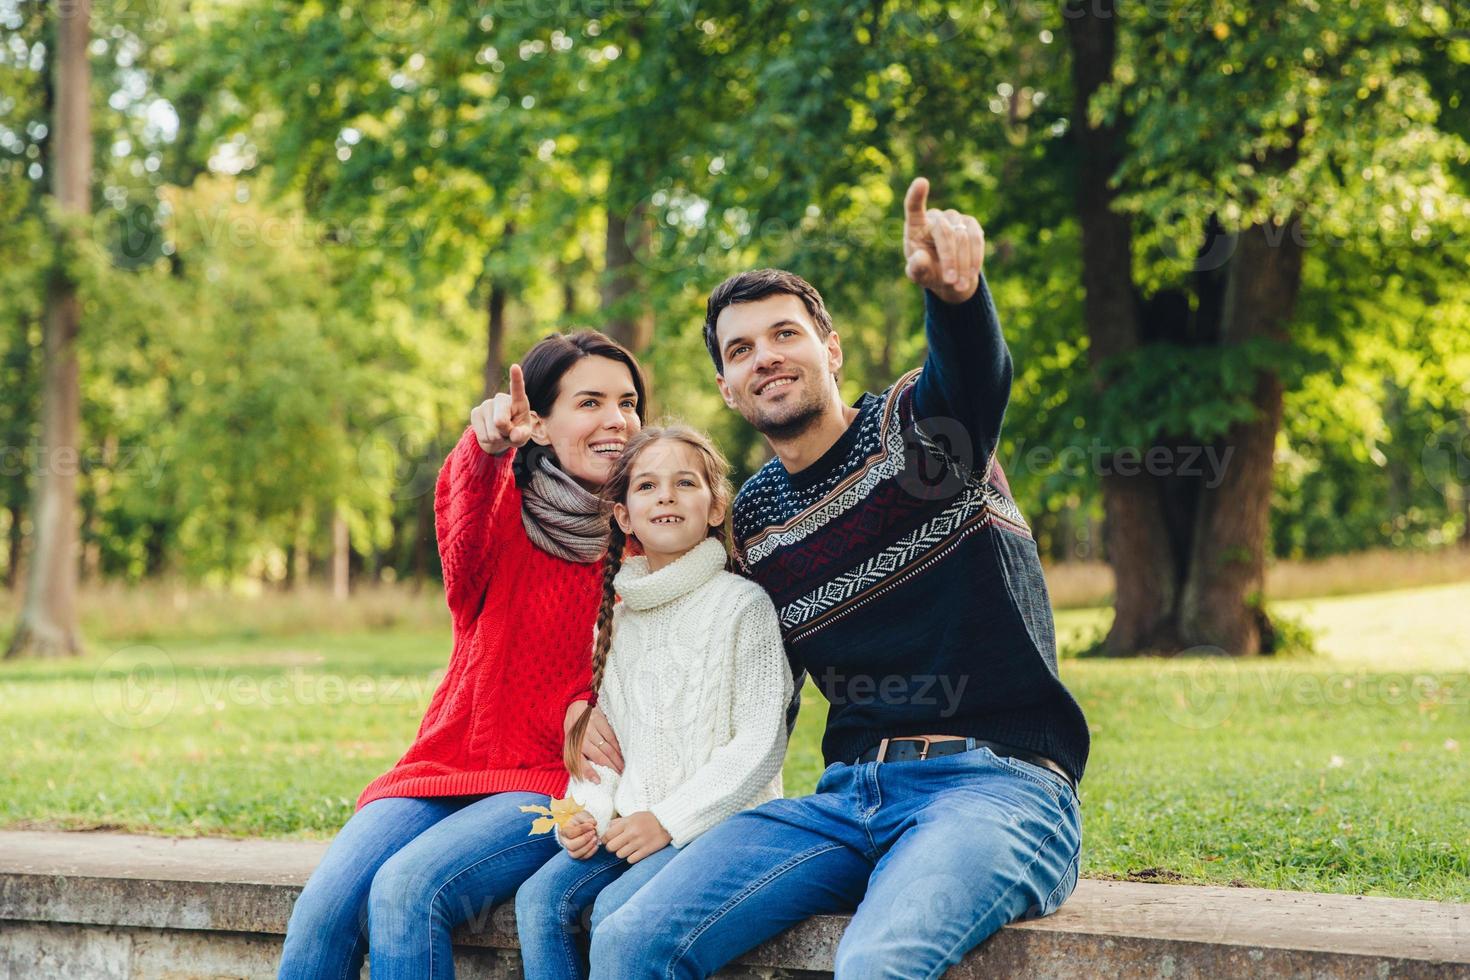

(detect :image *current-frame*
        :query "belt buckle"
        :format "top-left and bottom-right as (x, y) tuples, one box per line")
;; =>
(875, 736), (933, 763)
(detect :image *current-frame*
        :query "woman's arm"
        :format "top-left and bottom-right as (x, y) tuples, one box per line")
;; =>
(435, 426), (517, 628)
(647, 594), (794, 848)
(438, 363), (537, 626)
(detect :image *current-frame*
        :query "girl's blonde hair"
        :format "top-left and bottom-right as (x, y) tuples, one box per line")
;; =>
(562, 424), (735, 776)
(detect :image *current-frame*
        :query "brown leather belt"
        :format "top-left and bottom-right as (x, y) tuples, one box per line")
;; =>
(855, 735), (1077, 795)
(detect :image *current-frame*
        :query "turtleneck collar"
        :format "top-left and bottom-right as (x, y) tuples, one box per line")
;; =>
(614, 535), (729, 611)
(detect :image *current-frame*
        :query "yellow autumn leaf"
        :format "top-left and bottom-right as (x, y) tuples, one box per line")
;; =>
(523, 794), (586, 836)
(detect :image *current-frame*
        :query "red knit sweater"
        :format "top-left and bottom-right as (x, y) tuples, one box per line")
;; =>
(356, 428), (600, 810)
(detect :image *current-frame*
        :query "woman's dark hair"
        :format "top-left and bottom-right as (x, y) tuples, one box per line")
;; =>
(510, 330), (648, 487)
(562, 423), (734, 777)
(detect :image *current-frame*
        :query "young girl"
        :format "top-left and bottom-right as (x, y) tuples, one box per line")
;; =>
(513, 424), (793, 980)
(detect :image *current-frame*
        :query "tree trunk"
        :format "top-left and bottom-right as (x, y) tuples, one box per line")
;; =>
(5, 505), (23, 590)
(602, 191), (654, 353)
(332, 509), (350, 601)
(1180, 221), (1303, 654)
(412, 479), (433, 591)
(1068, 0), (1180, 654)
(485, 278), (507, 400)
(7, 0), (90, 659)
(290, 499), (311, 591)
(1068, 3), (1304, 656)
(1461, 486), (1470, 550)
(483, 220), (513, 399)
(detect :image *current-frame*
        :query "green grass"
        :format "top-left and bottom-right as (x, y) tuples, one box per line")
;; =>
(2, 582), (1467, 902)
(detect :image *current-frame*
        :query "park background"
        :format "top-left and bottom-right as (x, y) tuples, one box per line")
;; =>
(1, 0), (1466, 904)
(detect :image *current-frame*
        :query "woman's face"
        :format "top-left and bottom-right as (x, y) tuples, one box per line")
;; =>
(529, 356), (642, 490)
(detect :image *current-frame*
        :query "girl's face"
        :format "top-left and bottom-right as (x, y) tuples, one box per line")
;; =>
(613, 440), (725, 572)
(529, 356), (642, 490)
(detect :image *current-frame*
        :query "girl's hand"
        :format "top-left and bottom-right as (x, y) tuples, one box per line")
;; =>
(560, 811), (600, 860)
(563, 700), (624, 781)
(470, 363), (533, 455)
(602, 811), (671, 864)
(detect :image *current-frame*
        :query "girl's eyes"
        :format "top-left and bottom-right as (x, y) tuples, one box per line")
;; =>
(633, 479), (698, 491)
(621, 400), (636, 409)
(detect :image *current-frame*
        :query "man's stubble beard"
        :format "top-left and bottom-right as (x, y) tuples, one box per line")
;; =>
(743, 375), (837, 442)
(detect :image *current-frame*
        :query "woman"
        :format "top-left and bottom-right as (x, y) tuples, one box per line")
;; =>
(279, 331), (642, 980)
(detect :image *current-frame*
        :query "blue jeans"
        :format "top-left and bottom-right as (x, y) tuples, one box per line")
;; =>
(588, 745), (1082, 980)
(515, 842), (683, 979)
(277, 791), (559, 980)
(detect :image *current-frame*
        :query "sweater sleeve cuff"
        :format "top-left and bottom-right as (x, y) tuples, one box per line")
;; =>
(647, 798), (705, 850)
(923, 279), (988, 323)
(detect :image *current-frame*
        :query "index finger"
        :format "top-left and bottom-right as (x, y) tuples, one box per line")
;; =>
(508, 363), (527, 412)
(903, 177), (930, 232)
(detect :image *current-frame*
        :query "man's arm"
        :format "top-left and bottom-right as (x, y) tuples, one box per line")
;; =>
(899, 176), (1009, 474)
(912, 275), (1013, 475)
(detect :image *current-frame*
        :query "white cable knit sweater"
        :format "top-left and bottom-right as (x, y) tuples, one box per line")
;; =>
(564, 535), (793, 849)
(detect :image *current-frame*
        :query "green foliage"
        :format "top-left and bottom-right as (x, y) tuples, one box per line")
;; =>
(1, 0), (1468, 586)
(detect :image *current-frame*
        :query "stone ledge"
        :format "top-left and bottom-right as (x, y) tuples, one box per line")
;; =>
(2, 831), (1467, 978)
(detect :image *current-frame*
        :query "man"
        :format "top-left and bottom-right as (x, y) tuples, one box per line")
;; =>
(587, 177), (1089, 978)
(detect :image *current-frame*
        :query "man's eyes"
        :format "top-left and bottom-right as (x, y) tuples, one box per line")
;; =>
(731, 331), (796, 358)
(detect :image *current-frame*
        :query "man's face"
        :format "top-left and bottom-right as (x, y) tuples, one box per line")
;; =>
(713, 294), (843, 439)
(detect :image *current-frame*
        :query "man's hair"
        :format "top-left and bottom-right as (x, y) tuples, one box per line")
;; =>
(702, 268), (834, 373)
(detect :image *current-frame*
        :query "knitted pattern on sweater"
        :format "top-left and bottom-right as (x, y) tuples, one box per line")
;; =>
(564, 536), (793, 848)
(356, 427), (600, 810)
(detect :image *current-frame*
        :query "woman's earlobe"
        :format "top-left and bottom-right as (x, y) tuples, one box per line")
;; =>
(528, 412), (552, 446)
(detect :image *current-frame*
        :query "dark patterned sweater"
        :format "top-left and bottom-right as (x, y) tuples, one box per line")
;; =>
(732, 276), (1091, 783)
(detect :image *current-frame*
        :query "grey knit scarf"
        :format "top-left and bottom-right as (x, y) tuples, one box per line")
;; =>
(519, 450), (609, 563)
